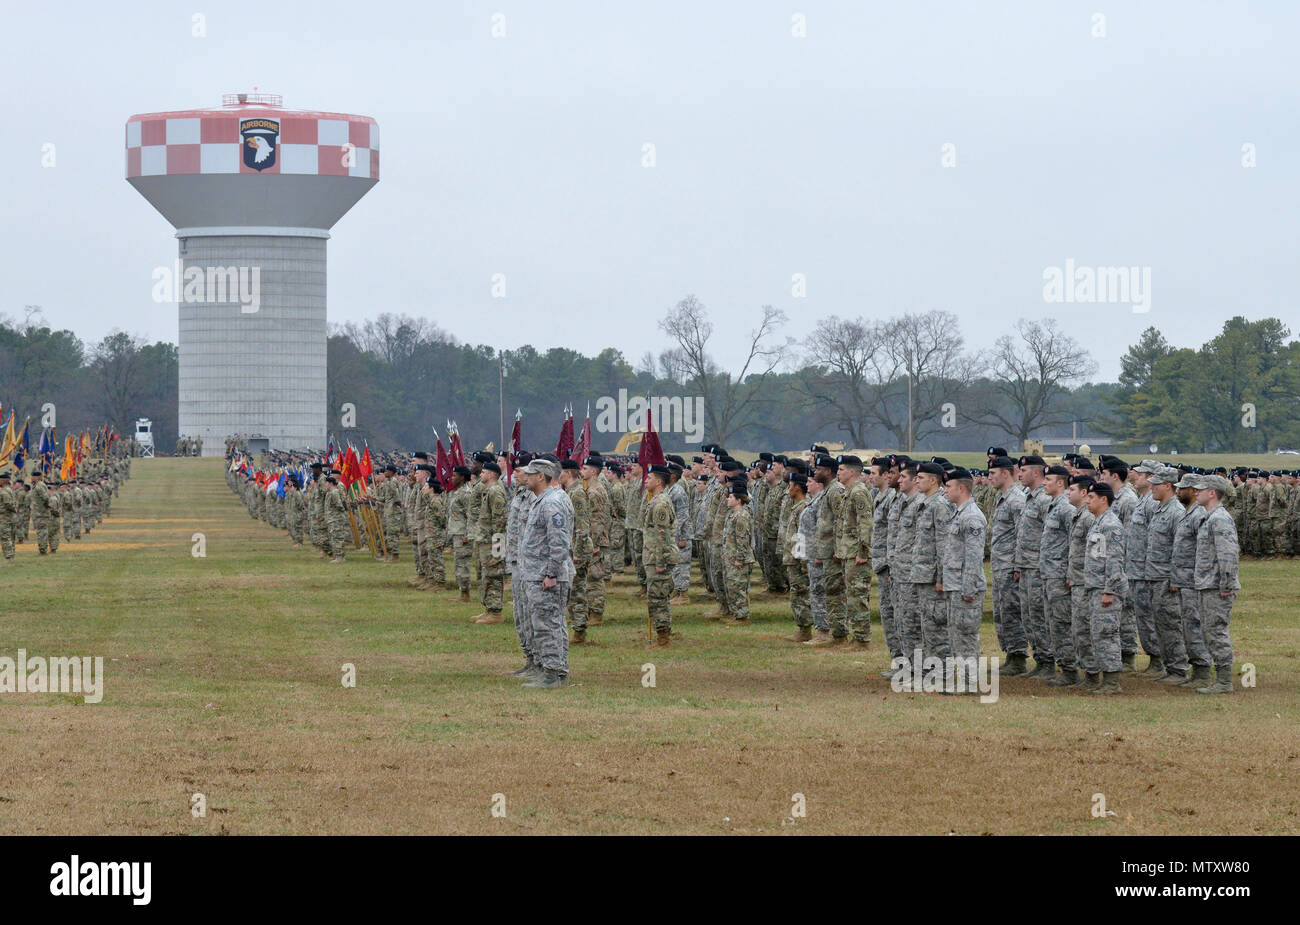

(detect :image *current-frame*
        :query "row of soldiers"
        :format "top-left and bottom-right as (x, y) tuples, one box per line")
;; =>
(176, 435), (204, 457)
(0, 458), (131, 559)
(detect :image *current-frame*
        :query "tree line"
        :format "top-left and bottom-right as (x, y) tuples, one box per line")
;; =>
(4, 304), (1295, 456)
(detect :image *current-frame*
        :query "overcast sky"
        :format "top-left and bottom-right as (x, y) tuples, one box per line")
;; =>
(2, 0), (1296, 381)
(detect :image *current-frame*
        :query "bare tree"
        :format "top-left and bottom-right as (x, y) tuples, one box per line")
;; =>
(90, 331), (148, 433)
(801, 315), (882, 446)
(658, 295), (789, 444)
(975, 318), (1097, 444)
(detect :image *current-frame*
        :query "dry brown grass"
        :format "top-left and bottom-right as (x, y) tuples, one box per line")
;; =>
(0, 459), (1295, 835)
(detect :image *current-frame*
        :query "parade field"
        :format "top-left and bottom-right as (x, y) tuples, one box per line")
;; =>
(1, 458), (1295, 836)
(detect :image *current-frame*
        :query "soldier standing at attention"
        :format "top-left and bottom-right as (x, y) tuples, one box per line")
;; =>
(284, 477), (305, 546)
(911, 461), (953, 674)
(506, 452), (539, 676)
(580, 455), (611, 626)
(1065, 474), (1098, 689)
(0, 472), (16, 561)
(988, 456), (1027, 674)
(723, 481), (755, 626)
(781, 471), (813, 641)
(940, 467), (986, 693)
(1125, 460), (1163, 674)
(812, 454), (847, 644)
(471, 462), (508, 625)
(1099, 457), (1140, 670)
(447, 466), (473, 601)
(870, 457), (898, 668)
(1145, 466), (1190, 683)
(515, 457), (574, 689)
(643, 464), (679, 645)
(325, 475), (349, 563)
(624, 461), (647, 596)
(666, 461), (693, 605)
(1013, 454), (1051, 678)
(29, 470), (56, 555)
(604, 461), (626, 576)
(800, 466), (830, 644)
(837, 455), (874, 648)
(1169, 473), (1212, 688)
(561, 459), (593, 644)
(1083, 482), (1128, 695)
(1192, 475), (1240, 694)
(1039, 465), (1077, 685)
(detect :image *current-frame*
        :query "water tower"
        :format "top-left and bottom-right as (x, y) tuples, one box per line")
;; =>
(126, 92), (379, 456)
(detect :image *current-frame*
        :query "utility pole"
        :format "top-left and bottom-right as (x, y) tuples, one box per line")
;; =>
(906, 346), (914, 453)
(498, 353), (506, 452)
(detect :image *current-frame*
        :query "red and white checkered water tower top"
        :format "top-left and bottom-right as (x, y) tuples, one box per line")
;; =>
(126, 92), (379, 230)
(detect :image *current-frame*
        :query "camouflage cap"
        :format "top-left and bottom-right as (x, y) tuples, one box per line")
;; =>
(1174, 472), (1202, 489)
(1148, 466), (1181, 485)
(1134, 459), (1161, 474)
(1200, 474), (1231, 494)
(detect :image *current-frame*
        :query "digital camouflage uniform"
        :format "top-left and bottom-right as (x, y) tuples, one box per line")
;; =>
(507, 483), (537, 660)
(942, 496), (987, 686)
(872, 484), (897, 657)
(642, 487), (677, 634)
(1066, 502), (1096, 675)
(783, 491), (811, 630)
(1194, 504), (1240, 679)
(990, 483), (1026, 657)
(1015, 483), (1049, 665)
(0, 483), (16, 559)
(448, 484), (472, 592)
(584, 477), (610, 619)
(838, 477), (874, 643)
(1146, 491), (1189, 676)
(722, 500), (755, 621)
(566, 477), (592, 632)
(517, 484), (574, 677)
(1039, 490), (1075, 673)
(801, 489), (827, 631)
(1084, 507), (1128, 674)
(815, 479), (846, 636)
(423, 486), (448, 584)
(481, 479), (508, 614)
(325, 483), (348, 559)
(1171, 498), (1210, 672)
(911, 488), (954, 662)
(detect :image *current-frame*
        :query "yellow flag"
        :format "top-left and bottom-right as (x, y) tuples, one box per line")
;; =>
(61, 434), (74, 479)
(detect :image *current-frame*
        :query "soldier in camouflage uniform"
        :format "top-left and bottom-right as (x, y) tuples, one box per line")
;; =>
(1192, 475), (1240, 694)
(376, 466), (402, 561)
(447, 467), (473, 600)
(722, 482), (754, 625)
(1169, 472), (1212, 687)
(1065, 474), (1098, 689)
(0, 473), (15, 561)
(667, 462), (692, 603)
(471, 462), (508, 624)
(1084, 482), (1128, 694)
(941, 467), (987, 693)
(12, 479), (28, 544)
(1101, 457), (1141, 669)
(781, 472), (813, 641)
(580, 456), (611, 625)
(643, 465), (678, 644)
(708, 461), (742, 615)
(423, 475), (449, 587)
(285, 478), (305, 545)
(1014, 455), (1052, 676)
(836, 455), (873, 647)
(763, 458), (789, 593)
(29, 471), (57, 555)
(324, 476), (350, 562)
(1125, 460), (1163, 673)
(870, 458), (899, 668)
(624, 463), (647, 595)
(911, 461), (953, 669)
(561, 460), (593, 643)
(988, 456), (1027, 673)
(515, 457), (574, 689)
(887, 461), (921, 667)
(1145, 467), (1190, 683)
(604, 462), (626, 576)
(1038, 465), (1076, 685)
(506, 453), (539, 675)
(812, 455), (848, 642)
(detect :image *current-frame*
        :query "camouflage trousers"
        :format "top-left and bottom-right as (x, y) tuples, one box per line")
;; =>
(452, 536), (472, 591)
(918, 583), (950, 662)
(1152, 583), (1189, 673)
(710, 550), (728, 610)
(427, 542), (447, 582)
(1044, 576), (1075, 671)
(946, 591), (981, 667)
(481, 549), (505, 613)
(1118, 591), (1140, 657)
(0, 522), (13, 559)
(607, 528), (625, 574)
(512, 573), (533, 657)
(48, 518), (61, 551)
(807, 560), (828, 631)
(328, 517), (348, 559)
(822, 558), (848, 637)
(648, 571), (673, 633)
(1088, 589), (1123, 673)
(1018, 571), (1049, 661)
(472, 541), (482, 581)
(568, 559), (589, 631)
(1197, 589), (1235, 670)
(845, 559), (871, 642)
(672, 541), (691, 592)
(786, 561), (812, 628)
(1070, 585), (1096, 674)
(383, 516), (402, 559)
(765, 539), (787, 591)
(1131, 579), (1160, 657)
(35, 516), (57, 554)
(877, 567), (898, 656)
(287, 514), (303, 544)
(630, 531), (646, 587)
(587, 548), (607, 617)
(525, 579), (570, 674)
(413, 529), (429, 576)
(991, 570), (1027, 656)
(894, 582), (923, 658)
(723, 561), (751, 621)
(696, 539), (713, 592)
(1179, 587), (1212, 668)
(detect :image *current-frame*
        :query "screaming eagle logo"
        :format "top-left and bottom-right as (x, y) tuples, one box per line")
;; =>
(240, 118), (279, 170)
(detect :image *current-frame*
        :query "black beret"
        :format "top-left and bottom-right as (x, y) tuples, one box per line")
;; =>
(691, 456), (704, 464)
(987, 446), (1007, 457)
(310, 461), (323, 469)
(452, 465), (471, 478)
(1069, 474), (1095, 488)
(712, 446), (727, 457)
(413, 452), (429, 461)
(1088, 482), (1115, 501)
(482, 461), (501, 475)
(666, 454), (686, 467)
(774, 455), (789, 465)
(917, 461), (945, 477)
(786, 459), (808, 474)
(758, 452), (774, 462)
(515, 451), (535, 466)
(701, 443), (717, 453)
(814, 455), (838, 469)
(648, 465), (672, 480)
(416, 464), (434, 473)
(1045, 465), (1070, 478)
(948, 467), (973, 481)
(1074, 457), (1096, 470)
(786, 472), (808, 486)
(560, 459), (580, 470)
(837, 454), (862, 467)
(720, 460), (743, 472)
(727, 483), (748, 497)
(472, 451), (494, 464)
(990, 456), (1017, 470)
(1019, 454), (1046, 468)
(607, 464), (623, 475)
(581, 456), (602, 467)
(810, 444), (829, 454)
(930, 456), (951, 466)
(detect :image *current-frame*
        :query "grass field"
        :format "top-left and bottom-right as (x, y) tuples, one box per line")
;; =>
(1, 458), (1295, 835)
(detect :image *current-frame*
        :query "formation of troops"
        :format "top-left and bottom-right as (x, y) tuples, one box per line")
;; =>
(0, 457), (132, 559)
(226, 438), (1267, 695)
(176, 435), (204, 456)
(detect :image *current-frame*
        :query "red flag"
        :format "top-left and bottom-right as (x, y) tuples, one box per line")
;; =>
(435, 436), (453, 489)
(506, 410), (522, 486)
(572, 407), (591, 464)
(359, 445), (373, 480)
(554, 407), (574, 460)
(637, 408), (666, 485)
(448, 423), (465, 468)
(340, 446), (362, 491)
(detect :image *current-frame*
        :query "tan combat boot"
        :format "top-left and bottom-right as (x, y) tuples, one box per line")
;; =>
(784, 626), (813, 642)
(804, 630), (835, 647)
